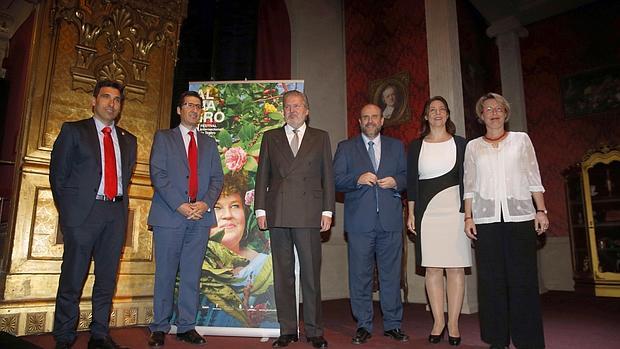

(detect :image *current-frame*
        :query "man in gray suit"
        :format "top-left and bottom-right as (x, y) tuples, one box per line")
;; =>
(147, 91), (223, 347)
(50, 80), (137, 349)
(255, 90), (335, 348)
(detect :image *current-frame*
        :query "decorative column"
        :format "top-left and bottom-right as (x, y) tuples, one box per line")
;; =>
(486, 16), (529, 132)
(424, 0), (477, 314)
(424, 0), (465, 137)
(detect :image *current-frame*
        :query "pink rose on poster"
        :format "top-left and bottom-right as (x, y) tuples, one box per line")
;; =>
(225, 147), (247, 171)
(244, 189), (255, 206)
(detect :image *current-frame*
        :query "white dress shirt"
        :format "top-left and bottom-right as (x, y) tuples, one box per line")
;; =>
(179, 123), (199, 154)
(463, 132), (545, 224)
(361, 133), (381, 167)
(284, 122), (306, 146)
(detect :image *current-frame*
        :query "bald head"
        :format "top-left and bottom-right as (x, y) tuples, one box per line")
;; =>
(361, 104), (381, 117)
(359, 103), (384, 139)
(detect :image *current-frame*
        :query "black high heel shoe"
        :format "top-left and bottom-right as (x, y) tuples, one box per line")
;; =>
(448, 335), (461, 346)
(428, 326), (445, 344)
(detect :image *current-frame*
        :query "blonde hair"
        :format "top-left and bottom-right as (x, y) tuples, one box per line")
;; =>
(475, 92), (511, 124)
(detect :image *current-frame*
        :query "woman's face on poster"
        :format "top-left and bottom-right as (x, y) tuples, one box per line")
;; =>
(210, 192), (246, 251)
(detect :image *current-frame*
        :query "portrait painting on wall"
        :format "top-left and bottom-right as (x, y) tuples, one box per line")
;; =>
(561, 65), (620, 118)
(369, 72), (411, 127)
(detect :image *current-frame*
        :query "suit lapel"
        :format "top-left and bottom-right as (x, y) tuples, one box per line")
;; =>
(273, 126), (295, 165)
(116, 126), (129, 176)
(196, 131), (209, 170)
(86, 118), (102, 173)
(173, 127), (189, 168)
(355, 135), (375, 173)
(292, 127), (317, 163)
(376, 136), (386, 173)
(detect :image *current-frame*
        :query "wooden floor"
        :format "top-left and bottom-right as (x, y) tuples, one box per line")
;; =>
(15, 291), (620, 349)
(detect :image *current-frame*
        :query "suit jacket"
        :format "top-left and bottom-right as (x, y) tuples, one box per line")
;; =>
(334, 134), (407, 233)
(50, 118), (137, 227)
(254, 125), (335, 228)
(147, 127), (224, 228)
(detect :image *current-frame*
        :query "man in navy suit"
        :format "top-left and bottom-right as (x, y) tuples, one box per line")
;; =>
(50, 80), (137, 349)
(333, 103), (408, 345)
(147, 91), (223, 347)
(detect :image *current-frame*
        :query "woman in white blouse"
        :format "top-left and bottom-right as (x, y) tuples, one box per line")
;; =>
(463, 93), (549, 349)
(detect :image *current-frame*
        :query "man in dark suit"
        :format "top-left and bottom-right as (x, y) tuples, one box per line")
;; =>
(50, 80), (137, 349)
(147, 91), (223, 347)
(254, 90), (335, 348)
(333, 103), (408, 345)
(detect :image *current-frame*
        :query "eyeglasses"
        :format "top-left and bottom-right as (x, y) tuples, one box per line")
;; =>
(284, 104), (306, 111)
(181, 102), (202, 110)
(484, 106), (505, 114)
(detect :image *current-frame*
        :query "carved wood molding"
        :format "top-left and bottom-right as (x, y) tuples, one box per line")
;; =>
(51, 0), (186, 101)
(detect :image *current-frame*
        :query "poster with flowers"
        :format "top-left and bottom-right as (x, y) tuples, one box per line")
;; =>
(189, 80), (304, 337)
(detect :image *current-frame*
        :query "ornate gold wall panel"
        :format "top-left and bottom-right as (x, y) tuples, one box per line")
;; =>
(0, 0), (187, 335)
(0, 298), (153, 335)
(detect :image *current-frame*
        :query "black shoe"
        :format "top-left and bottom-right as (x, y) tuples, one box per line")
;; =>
(307, 336), (328, 348)
(87, 336), (127, 349)
(148, 331), (165, 347)
(384, 328), (409, 342)
(351, 327), (372, 345)
(448, 335), (461, 346)
(55, 341), (72, 349)
(428, 326), (445, 344)
(176, 329), (206, 345)
(272, 334), (299, 347)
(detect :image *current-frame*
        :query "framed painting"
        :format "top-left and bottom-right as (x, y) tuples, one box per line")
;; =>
(369, 72), (411, 127)
(560, 65), (620, 119)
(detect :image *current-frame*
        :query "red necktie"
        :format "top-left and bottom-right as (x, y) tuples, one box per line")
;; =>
(102, 126), (118, 200)
(188, 131), (198, 201)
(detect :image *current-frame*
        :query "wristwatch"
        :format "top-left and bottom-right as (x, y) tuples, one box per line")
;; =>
(536, 209), (548, 214)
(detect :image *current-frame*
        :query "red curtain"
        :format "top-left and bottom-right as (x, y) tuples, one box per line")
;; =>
(255, 0), (291, 79)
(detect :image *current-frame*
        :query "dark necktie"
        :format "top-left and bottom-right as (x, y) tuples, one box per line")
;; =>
(368, 140), (378, 171)
(188, 131), (198, 201)
(102, 126), (117, 200)
(368, 140), (379, 212)
(291, 128), (300, 157)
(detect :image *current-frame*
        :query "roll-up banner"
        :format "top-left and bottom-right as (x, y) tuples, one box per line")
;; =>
(186, 80), (304, 337)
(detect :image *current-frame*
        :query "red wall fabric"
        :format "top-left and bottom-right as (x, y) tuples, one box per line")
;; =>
(521, 0), (620, 237)
(0, 11), (35, 200)
(255, 0), (291, 80)
(344, 0), (428, 145)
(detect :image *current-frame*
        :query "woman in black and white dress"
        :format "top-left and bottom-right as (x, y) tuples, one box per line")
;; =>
(407, 96), (471, 346)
